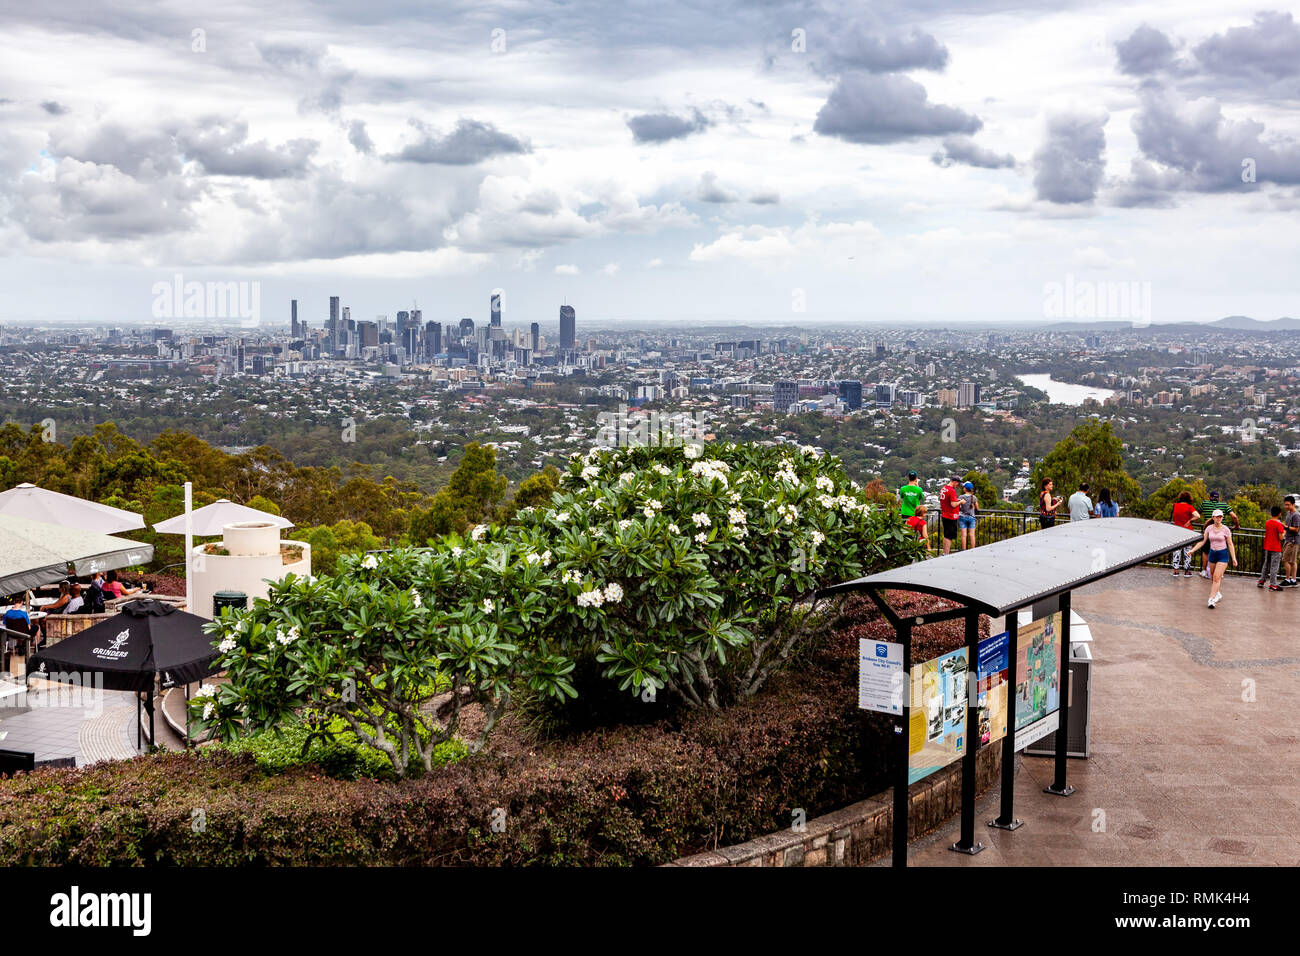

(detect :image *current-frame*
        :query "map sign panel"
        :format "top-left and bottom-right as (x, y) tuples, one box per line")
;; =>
(907, 647), (969, 784)
(858, 639), (904, 715)
(1014, 612), (1062, 751)
(976, 631), (1009, 747)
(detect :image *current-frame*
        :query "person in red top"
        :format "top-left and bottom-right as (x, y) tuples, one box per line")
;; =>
(907, 504), (931, 555)
(1170, 491), (1198, 577)
(1258, 506), (1286, 591)
(938, 476), (962, 555)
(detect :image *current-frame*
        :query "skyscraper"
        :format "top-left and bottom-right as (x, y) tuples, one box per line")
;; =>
(490, 292), (502, 328)
(426, 320), (442, 356)
(559, 305), (576, 351)
(773, 380), (799, 413)
(530, 322), (540, 351)
(838, 380), (863, 411)
(329, 296), (340, 352)
(290, 299), (298, 338)
(958, 382), (981, 407)
(396, 311), (410, 339)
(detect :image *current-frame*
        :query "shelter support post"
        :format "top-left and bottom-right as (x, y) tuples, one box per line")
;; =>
(950, 609), (984, 854)
(1045, 590), (1075, 796)
(892, 618), (912, 868)
(989, 611), (1022, 830)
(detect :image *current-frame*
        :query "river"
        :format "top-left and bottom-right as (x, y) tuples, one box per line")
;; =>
(1015, 373), (1120, 406)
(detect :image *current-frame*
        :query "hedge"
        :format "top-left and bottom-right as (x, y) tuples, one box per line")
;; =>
(0, 593), (975, 866)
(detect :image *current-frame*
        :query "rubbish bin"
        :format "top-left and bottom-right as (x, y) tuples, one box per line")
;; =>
(212, 590), (248, 618)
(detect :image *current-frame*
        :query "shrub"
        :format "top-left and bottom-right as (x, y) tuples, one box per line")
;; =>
(195, 442), (925, 771)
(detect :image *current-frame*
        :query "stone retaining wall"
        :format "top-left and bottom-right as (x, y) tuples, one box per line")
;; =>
(669, 743), (1002, 867)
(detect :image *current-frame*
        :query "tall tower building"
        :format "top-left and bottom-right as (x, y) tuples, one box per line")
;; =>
(490, 292), (502, 328)
(459, 317), (475, 343)
(290, 299), (298, 338)
(427, 321), (442, 356)
(772, 380), (799, 413)
(328, 296), (340, 352)
(530, 322), (540, 351)
(559, 305), (576, 351)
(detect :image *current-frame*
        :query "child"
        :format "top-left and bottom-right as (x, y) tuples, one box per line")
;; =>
(1259, 506), (1285, 591)
(907, 504), (932, 555)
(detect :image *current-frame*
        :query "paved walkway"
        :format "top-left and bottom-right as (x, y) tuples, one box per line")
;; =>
(0, 680), (139, 766)
(907, 566), (1300, 866)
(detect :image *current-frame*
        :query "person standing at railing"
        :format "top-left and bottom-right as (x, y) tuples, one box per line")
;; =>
(907, 503), (932, 556)
(958, 481), (979, 550)
(1068, 482), (1095, 522)
(1170, 491), (1198, 578)
(1187, 510), (1237, 609)
(1282, 496), (1300, 588)
(1094, 488), (1118, 518)
(939, 475), (962, 555)
(1038, 478), (1063, 530)
(1258, 506), (1286, 592)
(898, 470), (925, 520)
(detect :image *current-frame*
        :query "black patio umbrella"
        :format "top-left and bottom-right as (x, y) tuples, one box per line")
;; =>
(26, 598), (222, 748)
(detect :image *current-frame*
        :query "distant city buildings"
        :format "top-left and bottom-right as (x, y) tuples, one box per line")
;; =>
(560, 305), (576, 351)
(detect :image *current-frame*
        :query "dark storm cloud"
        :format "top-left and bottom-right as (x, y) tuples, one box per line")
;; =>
(1193, 11), (1300, 81)
(386, 118), (530, 164)
(1032, 111), (1107, 203)
(1115, 24), (1177, 76)
(748, 190), (780, 204)
(40, 100), (69, 115)
(931, 135), (1015, 169)
(627, 109), (711, 144)
(813, 73), (981, 145)
(819, 27), (949, 74)
(176, 120), (319, 179)
(347, 119), (374, 154)
(1116, 88), (1300, 201)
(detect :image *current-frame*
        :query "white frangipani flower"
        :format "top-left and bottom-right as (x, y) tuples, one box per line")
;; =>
(482, 598), (495, 613)
(361, 554), (378, 570)
(691, 512), (711, 527)
(470, 524), (488, 542)
(603, 582), (624, 603)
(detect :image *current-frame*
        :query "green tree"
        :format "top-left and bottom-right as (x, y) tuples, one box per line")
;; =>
(499, 465), (561, 524)
(299, 520), (384, 575)
(1032, 420), (1141, 505)
(961, 470), (1000, 510)
(246, 495), (282, 516)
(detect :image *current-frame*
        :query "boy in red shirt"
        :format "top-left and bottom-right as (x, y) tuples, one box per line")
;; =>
(938, 476), (962, 555)
(1259, 506), (1286, 591)
(907, 504), (931, 555)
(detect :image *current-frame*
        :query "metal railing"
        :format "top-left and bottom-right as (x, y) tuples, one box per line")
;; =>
(920, 509), (1270, 577)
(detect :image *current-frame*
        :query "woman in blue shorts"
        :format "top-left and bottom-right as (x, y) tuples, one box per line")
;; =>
(958, 481), (979, 551)
(1188, 509), (1237, 609)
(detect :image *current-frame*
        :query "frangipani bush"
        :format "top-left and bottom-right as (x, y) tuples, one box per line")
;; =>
(194, 441), (924, 769)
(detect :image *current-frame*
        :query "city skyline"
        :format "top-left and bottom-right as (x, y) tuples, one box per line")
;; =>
(2, 2), (1299, 325)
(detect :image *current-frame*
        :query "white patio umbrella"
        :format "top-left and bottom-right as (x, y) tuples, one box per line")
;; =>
(0, 514), (153, 594)
(152, 499), (293, 536)
(0, 483), (145, 534)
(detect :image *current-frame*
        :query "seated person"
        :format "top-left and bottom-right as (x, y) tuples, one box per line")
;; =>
(45, 581), (73, 614)
(103, 570), (144, 600)
(63, 583), (85, 615)
(2, 596), (39, 664)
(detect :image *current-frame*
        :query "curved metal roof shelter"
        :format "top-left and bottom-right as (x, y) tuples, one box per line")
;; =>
(821, 517), (1200, 616)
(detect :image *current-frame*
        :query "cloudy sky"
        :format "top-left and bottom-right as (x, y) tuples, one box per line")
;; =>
(1, 0), (1298, 327)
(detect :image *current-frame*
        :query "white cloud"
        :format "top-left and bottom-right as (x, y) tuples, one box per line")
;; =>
(554, 263), (580, 275)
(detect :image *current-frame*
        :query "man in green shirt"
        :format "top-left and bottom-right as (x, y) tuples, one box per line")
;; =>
(898, 471), (925, 517)
(1196, 491), (1238, 578)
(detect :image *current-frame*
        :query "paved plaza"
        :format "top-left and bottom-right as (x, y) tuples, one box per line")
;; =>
(907, 566), (1300, 866)
(0, 679), (139, 766)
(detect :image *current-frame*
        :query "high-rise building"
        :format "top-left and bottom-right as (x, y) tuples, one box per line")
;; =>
(559, 305), (576, 351)
(236, 339), (245, 373)
(958, 382), (981, 407)
(773, 380), (799, 413)
(396, 311), (410, 339)
(358, 321), (379, 348)
(290, 299), (298, 338)
(328, 296), (340, 353)
(937, 388), (958, 407)
(875, 383), (895, 408)
(490, 292), (502, 328)
(530, 322), (540, 351)
(838, 380), (863, 411)
(426, 321), (442, 356)
(459, 318), (475, 343)
(875, 341), (886, 360)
